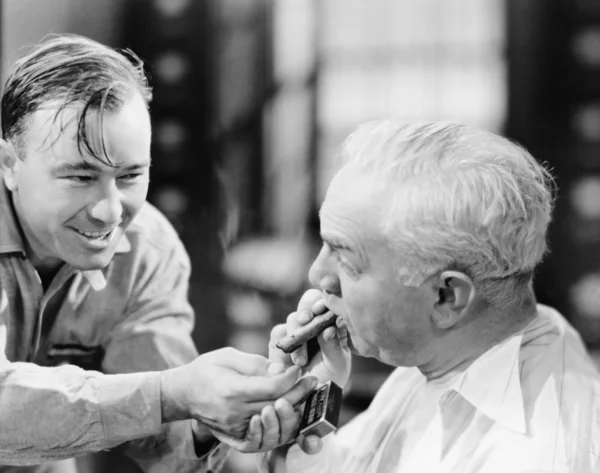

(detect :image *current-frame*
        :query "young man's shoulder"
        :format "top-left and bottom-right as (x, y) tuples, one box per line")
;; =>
(124, 201), (185, 256)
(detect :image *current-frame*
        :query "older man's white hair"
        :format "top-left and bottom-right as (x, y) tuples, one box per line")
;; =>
(339, 120), (555, 309)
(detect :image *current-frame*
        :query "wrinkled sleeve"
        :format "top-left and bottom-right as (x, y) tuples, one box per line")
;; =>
(102, 239), (230, 473)
(0, 317), (163, 465)
(256, 368), (407, 473)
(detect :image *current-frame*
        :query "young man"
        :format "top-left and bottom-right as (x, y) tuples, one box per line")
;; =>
(0, 34), (313, 472)
(264, 121), (600, 472)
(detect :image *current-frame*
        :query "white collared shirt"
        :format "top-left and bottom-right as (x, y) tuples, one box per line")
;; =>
(269, 305), (600, 473)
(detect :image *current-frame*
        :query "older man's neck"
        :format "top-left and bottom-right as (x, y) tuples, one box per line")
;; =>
(418, 293), (538, 381)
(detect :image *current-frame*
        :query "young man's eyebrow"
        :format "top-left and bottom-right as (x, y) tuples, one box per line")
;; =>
(120, 163), (150, 172)
(51, 161), (150, 175)
(51, 161), (102, 174)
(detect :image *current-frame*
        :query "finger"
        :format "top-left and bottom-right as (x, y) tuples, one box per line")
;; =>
(269, 324), (293, 366)
(211, 348), (274, 376)
(279, 375), (318, 407)
(246, 414), (262, 443)
(238, 414), (262, 453)
(243, 364), (302, 401)
(296, 288), (322, 313)
(209, 414), (262, 454)
(297, 434), (323, 455)
(274, 398), (301, 444)
(267, 362), (287, 376)
(311, 298), (328, 315)
(317, 329), (350, 379)
(287, 311), (311, 366)
(321, 325), (338, 342)
(260, 404), (281, 450)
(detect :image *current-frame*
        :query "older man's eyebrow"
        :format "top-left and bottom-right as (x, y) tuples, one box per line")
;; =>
(321, 234), (354, 253)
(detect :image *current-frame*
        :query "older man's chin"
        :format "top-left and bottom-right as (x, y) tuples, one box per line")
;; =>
(346, 335), (370, 358)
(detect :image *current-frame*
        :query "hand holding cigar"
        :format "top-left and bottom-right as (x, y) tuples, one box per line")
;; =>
(268, 289), (351, 395)
(276, 311), (338, 354)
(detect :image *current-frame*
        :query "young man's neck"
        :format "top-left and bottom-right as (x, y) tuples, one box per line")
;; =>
(10, 191), (63, 284)
(418, 293), (537, 381)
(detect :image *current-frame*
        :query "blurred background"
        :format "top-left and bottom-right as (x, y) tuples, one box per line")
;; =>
(2, 0), (600, 471)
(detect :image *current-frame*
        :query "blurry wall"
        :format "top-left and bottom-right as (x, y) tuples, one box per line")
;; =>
(316, 0), (506, 203)
(1, 0), (125, 81)
(506, 0), (600, 345)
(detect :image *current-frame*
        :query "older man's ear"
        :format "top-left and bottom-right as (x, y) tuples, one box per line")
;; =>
(431, 271), (476, 329)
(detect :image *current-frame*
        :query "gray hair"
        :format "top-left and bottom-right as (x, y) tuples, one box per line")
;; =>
(339, 120), (555, 308)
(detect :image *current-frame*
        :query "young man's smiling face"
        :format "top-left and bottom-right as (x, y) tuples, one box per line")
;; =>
(1, 92), (151, 271)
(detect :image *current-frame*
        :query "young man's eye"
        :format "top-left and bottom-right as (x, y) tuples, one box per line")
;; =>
(119, 173), (144, 181)
(67, 175), (93, 183)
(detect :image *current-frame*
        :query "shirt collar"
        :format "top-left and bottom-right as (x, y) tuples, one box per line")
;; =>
(0, 178), (132, 291)
(453, 328), (527, 434)
(81, 233), (131, 291)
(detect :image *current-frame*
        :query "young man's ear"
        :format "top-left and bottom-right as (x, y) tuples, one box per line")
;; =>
(432, 270), (476, 329)
(0, 139), (21, 191)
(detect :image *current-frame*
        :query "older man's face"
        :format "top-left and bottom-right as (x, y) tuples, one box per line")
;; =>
(309, 164), (438, 367)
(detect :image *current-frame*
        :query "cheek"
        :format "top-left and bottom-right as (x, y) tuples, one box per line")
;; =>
(341, 280), (387, 334)
(343, 280), (415, 342)
(120, 184), (149, 218)
(17, 183), (75, 225)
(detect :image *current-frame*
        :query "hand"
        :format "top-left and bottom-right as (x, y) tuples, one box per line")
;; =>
(211, 397), (304, 453)
(268, 289), (352, 455)
(269, 289), (352, 388)
(160, 347), (316, 440)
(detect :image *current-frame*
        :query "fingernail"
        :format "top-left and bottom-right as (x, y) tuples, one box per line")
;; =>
(308, 376), (318, 388)
(295, 356), (307, 366)
(274, 398), (286, 410)
(307, 436), (320, 449)
(312, 300), (326, 312)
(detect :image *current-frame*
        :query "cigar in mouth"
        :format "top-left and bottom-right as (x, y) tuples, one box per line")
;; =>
(276, 311), (338, 354)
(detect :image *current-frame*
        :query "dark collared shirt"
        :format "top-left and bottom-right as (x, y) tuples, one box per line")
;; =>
(0, 181), (228, 471)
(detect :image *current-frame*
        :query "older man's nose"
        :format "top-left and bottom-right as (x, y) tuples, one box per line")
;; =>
(309, 248), (341, 295)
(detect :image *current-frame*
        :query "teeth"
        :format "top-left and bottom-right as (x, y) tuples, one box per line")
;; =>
(76, 229), (111, 239)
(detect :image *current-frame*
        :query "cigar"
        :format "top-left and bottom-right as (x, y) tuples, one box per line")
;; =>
(276, 311), (338, 354)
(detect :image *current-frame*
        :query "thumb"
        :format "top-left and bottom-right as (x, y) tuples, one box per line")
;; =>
(268, 324), (293, 366)
(213, 348), (274, 376)
(297, 434), (323, 455)
(317, 328), (350, 378)
(243, 364), (303, 401)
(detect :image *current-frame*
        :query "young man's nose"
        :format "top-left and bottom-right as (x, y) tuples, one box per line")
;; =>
(88, 183), (122, 225)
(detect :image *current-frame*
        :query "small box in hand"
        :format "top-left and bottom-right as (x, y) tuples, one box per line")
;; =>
(299, 380), (343, 438)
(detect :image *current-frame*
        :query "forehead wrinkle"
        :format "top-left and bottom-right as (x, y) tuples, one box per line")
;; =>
(320, 209), (371, 266)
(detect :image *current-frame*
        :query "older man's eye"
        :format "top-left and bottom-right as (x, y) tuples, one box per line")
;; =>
(336, 253), (358, 275)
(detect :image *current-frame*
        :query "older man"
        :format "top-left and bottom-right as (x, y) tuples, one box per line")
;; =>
(0, 34), (314, 472)
(263, 121), (600, 472)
